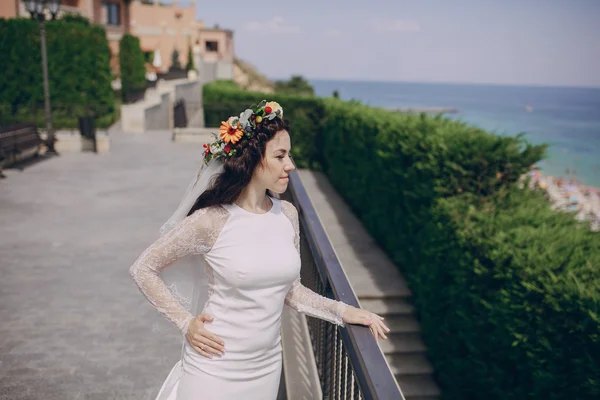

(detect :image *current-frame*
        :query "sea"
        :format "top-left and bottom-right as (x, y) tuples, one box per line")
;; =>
(310, 80), (600, 188)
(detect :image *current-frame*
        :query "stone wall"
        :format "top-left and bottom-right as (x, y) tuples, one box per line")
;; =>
(144, 92), (170, 131)
(174, 80), (203, 127)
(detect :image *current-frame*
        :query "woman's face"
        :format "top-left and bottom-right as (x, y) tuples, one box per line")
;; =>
(254, 130), (296, 194)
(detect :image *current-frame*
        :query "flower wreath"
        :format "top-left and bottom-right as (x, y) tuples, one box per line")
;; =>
(202, 100), (283, 164)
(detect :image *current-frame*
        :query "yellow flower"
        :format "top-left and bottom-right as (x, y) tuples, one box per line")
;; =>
(265, 101), (283, 118)
(219, 118), (243, 144)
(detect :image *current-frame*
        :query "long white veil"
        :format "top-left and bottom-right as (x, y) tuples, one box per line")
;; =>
(150, 156), (225, 342)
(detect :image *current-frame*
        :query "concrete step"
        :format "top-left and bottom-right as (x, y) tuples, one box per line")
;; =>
(395, 375), (441, 399)
(387, 353), (434, 376)
(360, 297), (415, 316)
(379, 332), (427, 354)
(385, 314), (421, 334)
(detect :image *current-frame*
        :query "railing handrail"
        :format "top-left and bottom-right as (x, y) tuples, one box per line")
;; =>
(288, 169), (404, 400)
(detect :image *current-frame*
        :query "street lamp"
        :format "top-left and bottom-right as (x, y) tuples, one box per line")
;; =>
(24, 0), (61, 154)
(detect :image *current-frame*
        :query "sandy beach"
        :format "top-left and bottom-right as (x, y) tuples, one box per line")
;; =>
(523, 169), (600, 232)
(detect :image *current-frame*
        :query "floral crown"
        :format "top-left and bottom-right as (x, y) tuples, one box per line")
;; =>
(202, 100), (283, 164)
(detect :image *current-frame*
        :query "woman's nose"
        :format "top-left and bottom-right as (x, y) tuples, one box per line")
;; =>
(285, 161), (296, 171)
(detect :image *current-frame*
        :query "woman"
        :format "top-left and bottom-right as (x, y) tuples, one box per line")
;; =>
(129, 100), (390, 400)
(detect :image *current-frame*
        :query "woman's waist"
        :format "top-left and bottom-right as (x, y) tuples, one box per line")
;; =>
(201, 303), (281, 337)
(201, 297), (283, 323)
(183, 340), (282, 375)
(194, 318), (282, 356)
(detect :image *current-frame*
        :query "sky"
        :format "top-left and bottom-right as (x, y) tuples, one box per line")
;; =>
(182, 0), (599, 87)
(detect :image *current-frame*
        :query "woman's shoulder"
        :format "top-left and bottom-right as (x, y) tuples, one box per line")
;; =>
(187, 204), (231, 229)
(278, 199), (298, 224)
(278, 199), (297, 212)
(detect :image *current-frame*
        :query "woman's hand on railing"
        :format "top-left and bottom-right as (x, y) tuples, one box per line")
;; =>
(342, 306), (390, 342)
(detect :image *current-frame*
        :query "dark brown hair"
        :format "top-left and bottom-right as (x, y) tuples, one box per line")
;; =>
(186, 117), (290, 216)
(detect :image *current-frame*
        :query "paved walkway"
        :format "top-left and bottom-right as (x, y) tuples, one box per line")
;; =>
(0, 128), (437, 399)
(0, 130), (210, 399)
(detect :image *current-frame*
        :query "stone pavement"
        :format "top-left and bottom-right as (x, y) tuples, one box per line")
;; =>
(0, 130), (213, 399)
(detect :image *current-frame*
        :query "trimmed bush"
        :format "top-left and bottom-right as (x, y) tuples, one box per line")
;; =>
(0, 17), (115, 128)
(119, 34), (146, 103)
(321, 100), (546, 266)
(321, 100), (598, 399)
(415, 188), (600, 399)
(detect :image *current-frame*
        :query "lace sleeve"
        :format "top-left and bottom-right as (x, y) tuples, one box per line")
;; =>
(280, 200), (347, 327)
(129, 207), (224, 334)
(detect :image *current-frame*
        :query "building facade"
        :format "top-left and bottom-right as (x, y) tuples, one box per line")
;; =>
(0, 0), (237, 81)
(0, 1), (19, 19)
(197, 26), (234, 81)
(129, 0), (200, 73)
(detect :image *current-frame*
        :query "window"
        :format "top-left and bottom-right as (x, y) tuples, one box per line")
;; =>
(205, 41), (219, 52)
(101, 1), (121, 26)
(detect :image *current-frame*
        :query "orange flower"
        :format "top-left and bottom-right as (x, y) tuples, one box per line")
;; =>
(219, 119), (243, 144)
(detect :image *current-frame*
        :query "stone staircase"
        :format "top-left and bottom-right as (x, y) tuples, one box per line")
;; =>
(121, 78), (204, 133)
(361, 297), (440, 400)
(297, 169), (441, 400)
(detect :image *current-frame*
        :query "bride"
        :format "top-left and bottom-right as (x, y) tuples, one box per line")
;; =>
(129, 100), (390, 399)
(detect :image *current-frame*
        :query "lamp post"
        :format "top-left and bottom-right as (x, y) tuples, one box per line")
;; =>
(24, 0), (61, 154)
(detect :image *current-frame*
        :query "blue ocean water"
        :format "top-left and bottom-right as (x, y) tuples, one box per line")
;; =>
(310, 80), (600, 187)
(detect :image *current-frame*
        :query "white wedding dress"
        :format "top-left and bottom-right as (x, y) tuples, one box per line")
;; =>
(129, 197), (347, 400)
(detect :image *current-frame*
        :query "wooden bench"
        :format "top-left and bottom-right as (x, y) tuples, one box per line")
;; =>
(0, 123), (44, 178)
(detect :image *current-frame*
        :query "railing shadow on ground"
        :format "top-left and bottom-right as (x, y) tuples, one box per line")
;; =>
(281, 169), (405, 400)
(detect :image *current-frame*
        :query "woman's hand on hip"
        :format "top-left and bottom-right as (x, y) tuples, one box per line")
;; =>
(185, 314), (225, 359)
(342, 306), (390, 342)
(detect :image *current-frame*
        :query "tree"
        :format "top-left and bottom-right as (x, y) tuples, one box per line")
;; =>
(185, 41), (195, 72)
(59, 13), (90, 26)
(119, 34), (146, 103)
(274, 75), (315, 96)
(170, 48), (182, 71)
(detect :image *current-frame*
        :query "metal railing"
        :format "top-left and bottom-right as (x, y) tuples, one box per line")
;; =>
(284, 170), (404, 400)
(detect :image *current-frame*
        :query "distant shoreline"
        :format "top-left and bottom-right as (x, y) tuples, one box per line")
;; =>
(307, 78), (600, 91)
(391, 107), (459, 114)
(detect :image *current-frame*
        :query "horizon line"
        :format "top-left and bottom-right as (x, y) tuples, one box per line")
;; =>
(269, 76), (600, 90)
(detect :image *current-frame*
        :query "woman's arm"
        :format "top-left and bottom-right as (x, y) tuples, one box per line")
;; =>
(281, 201), (390, 342)
(284, 277), (347, 326)
(129, 208), (214, 335)
(281, 201), (348, 326)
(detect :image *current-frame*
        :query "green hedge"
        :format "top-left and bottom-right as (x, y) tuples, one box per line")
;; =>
(415, 188), (600, 399)
(203, 83), (600, 399)
(0, 17), (115, 129)
(322, 100), (598, 399)
(203, 80), (326, 170)
(320, 100), (545, 267)
(119, 34), (146, 102)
